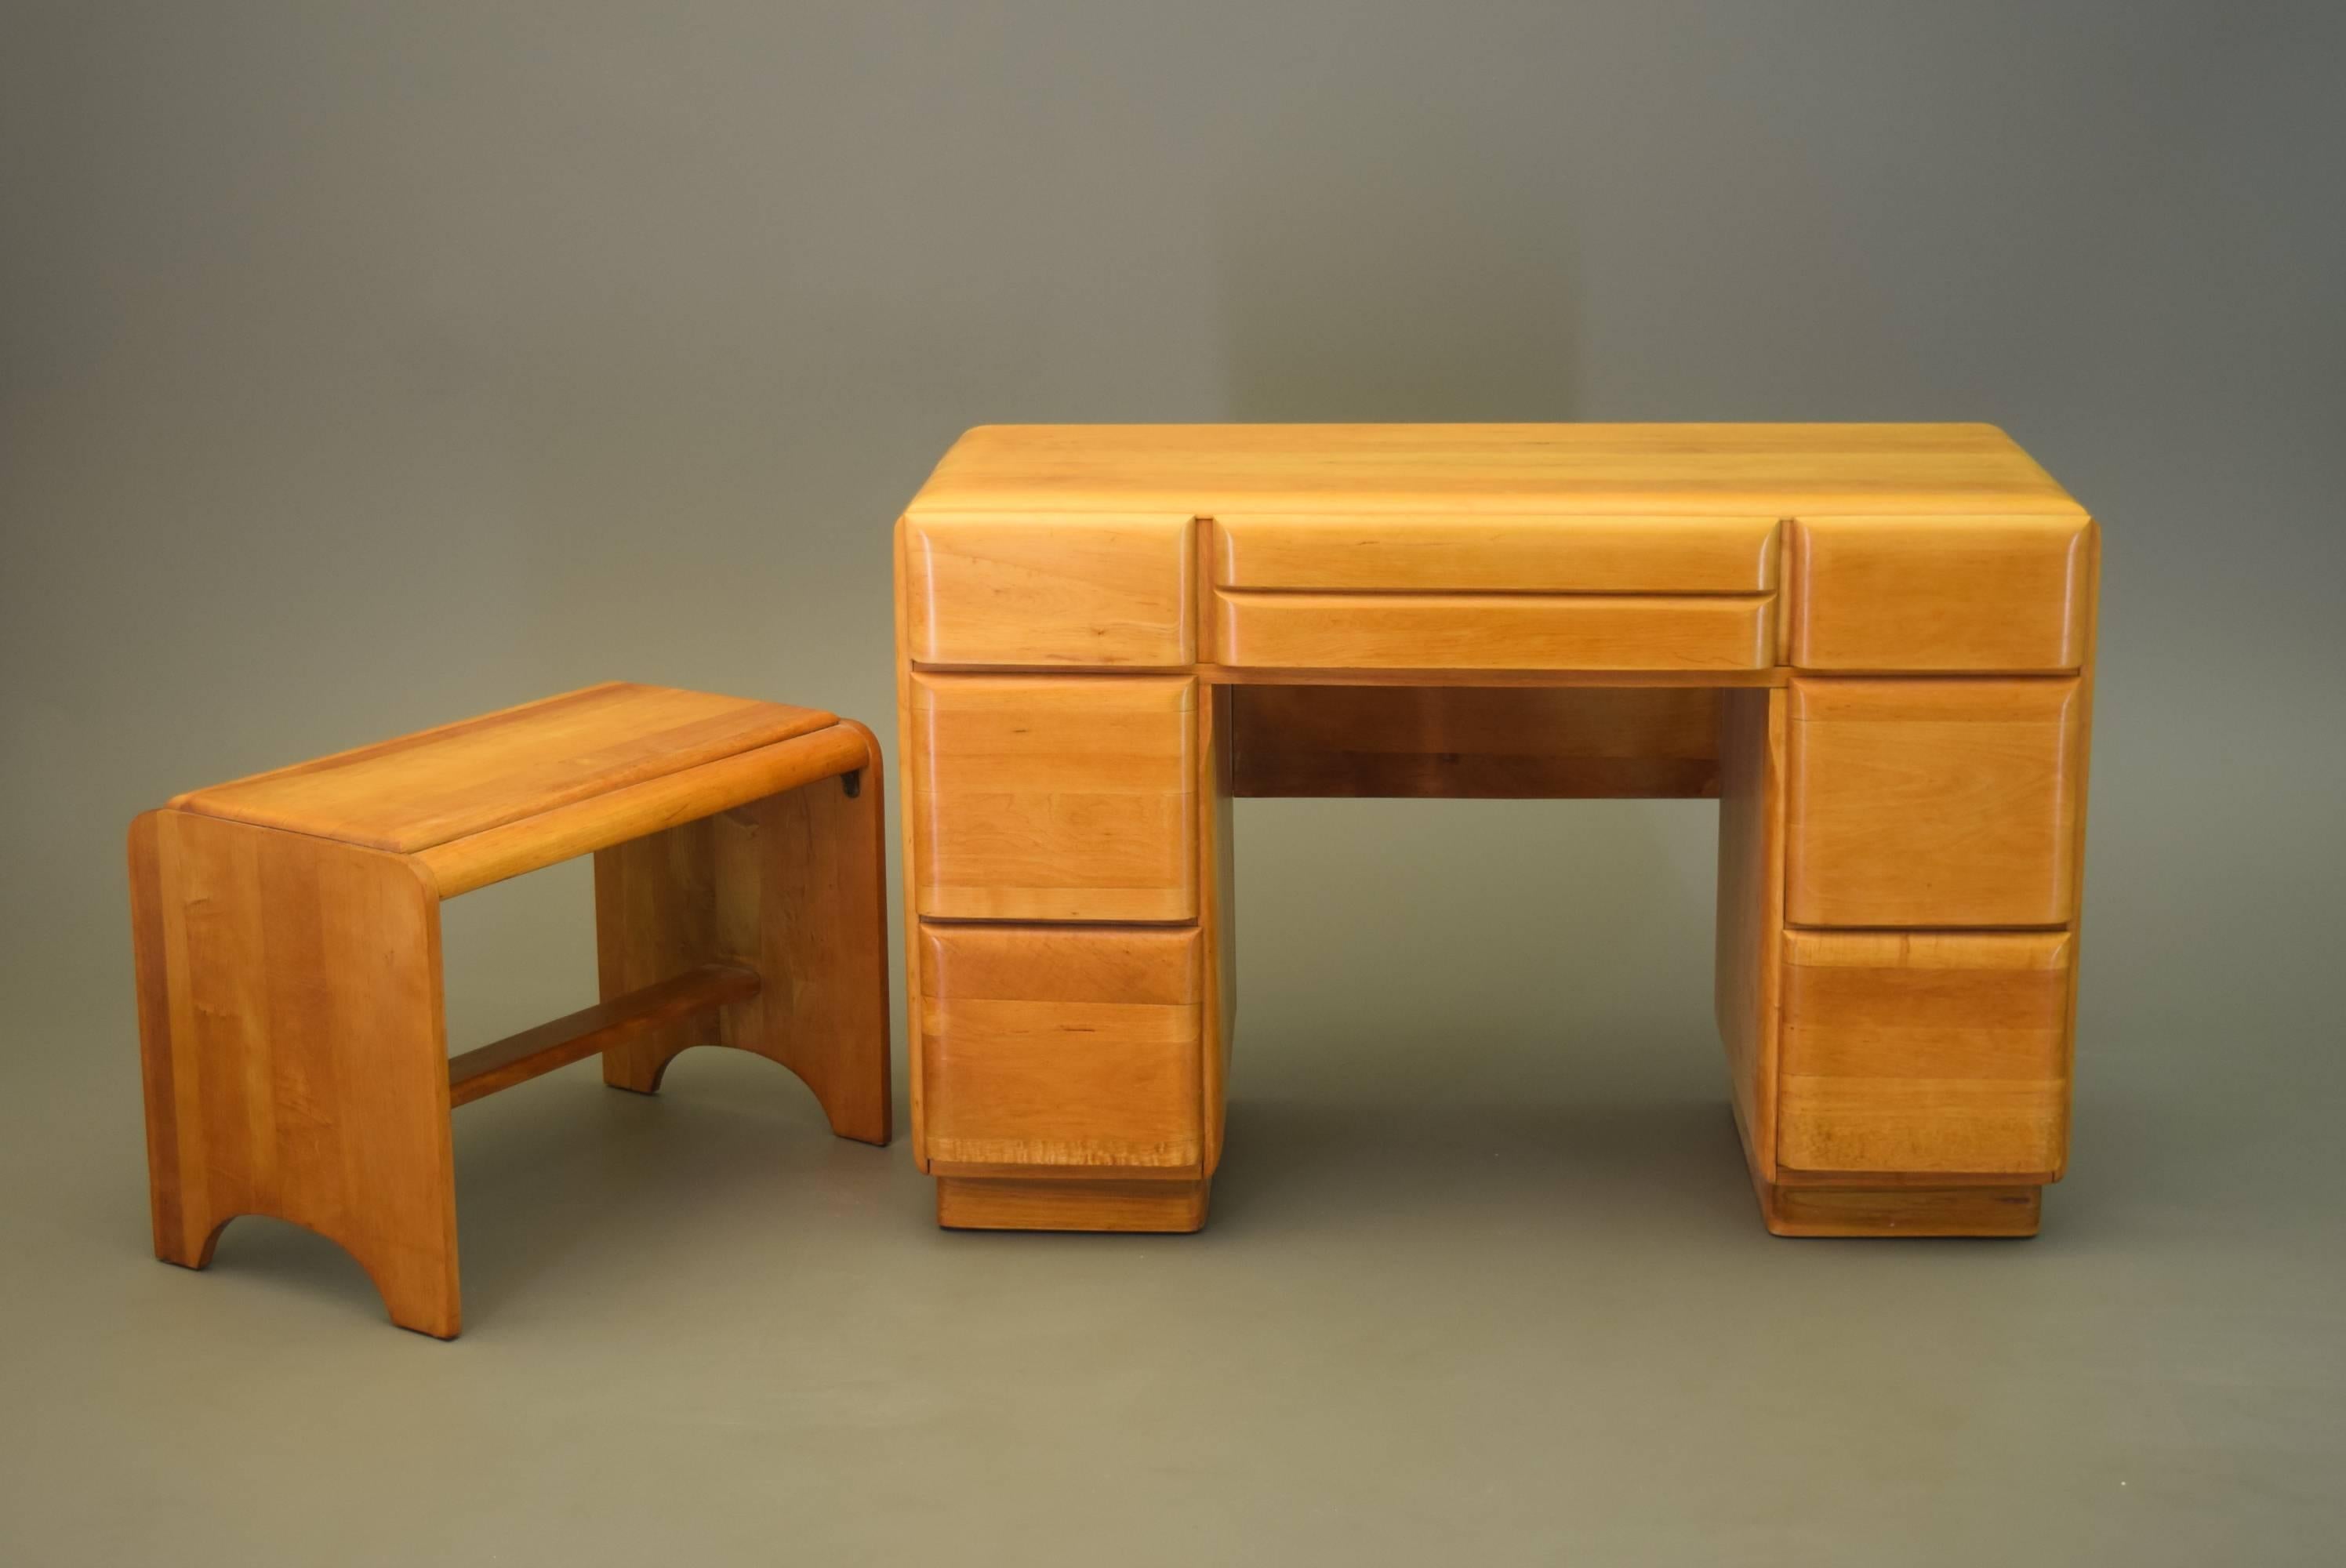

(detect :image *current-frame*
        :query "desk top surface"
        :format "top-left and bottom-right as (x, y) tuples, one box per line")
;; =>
(907, 423), (2086, 519)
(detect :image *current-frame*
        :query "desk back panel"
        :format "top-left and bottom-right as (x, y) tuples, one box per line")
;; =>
(1229, 684), (1722, 799)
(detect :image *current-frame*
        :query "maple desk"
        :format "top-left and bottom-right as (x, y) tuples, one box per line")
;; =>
(894, 425), (2096, 1236)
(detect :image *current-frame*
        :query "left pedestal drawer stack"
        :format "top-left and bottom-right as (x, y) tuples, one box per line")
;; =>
(899, 510), (1226, 1230)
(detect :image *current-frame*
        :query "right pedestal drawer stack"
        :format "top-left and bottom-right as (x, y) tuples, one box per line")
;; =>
(1752, 511), (2097, 1229)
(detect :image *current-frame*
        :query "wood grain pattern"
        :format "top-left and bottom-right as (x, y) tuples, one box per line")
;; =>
(717, 731), (893, 1144)
(1205, 666), (1785, 688)
(921, 923), (1203, 1174)
(903, 510), (1195, 667)
(1232, 684), (1721, 799)
(895, 517), (932, 1173)
(909, 673), (1197, 922)
(935, 1177), (1211, 1232)
(448, 963), (760, 1108)
(1212, 513), (1780, 592)
(1211, 590), (1775, 672)
(593, 817), (720, 1090)
(417, 724), (872, 897)
(1200, 681), (1237, 1175)
(1730, 1094), (2042, 1236)
(1715, 686), (1786, 1184)
(1778, 931), (2073, 1176)
(2059, 527), (2101, 1165)
(132, 809), (460, 1337)
(911, 424), (2084, 518)
(1787, 677), (2083, 927)
(136, 691), (889, 1333)
(895, 423), (2099, 1238)
(172, 682), (834, 852)
(1788, 515), (2094, 672)
(1757, 1180), (2043, 1238)
(594, 757), (892, 1143)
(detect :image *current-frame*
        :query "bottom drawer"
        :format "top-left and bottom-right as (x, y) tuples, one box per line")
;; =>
(920, 922), (1202, 1173)
(1778, 930), (2074, 1176)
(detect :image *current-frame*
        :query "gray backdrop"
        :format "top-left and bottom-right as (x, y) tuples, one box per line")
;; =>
(4, 4), (2341, 1563)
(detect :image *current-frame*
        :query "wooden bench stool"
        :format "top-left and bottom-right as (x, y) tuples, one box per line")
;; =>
(129, 682), (890, 1338)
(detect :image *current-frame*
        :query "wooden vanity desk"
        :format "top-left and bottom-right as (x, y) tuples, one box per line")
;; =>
(893, 424), (2097, 1236)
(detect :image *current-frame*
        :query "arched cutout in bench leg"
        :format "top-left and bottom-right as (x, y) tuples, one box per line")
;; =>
(593, 722), (892, 1145)
(166, 1210), (463, 1339)
(130, 810), (464, 1338)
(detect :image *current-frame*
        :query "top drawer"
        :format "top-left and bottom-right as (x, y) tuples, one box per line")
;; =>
(902, 512), (1196, 668)
(1212, 514), (1780, 593)
(1787, 515), (2094, 672)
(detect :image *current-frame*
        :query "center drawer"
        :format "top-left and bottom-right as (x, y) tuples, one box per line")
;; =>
(1211, 590), (1777, 672)
(1208, 513), (1780, 673)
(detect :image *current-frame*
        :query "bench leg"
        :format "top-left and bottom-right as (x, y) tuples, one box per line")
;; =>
(130, 811), (463, 1338)
(594, 816), (724, 1094)
(595, 724), (892, 1145)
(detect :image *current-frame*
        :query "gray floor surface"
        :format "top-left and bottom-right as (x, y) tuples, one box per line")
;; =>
(4, 818), (2338, 1566)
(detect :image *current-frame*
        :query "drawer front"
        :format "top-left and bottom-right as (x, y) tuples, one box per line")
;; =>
(1778, 931), (2073, 1175)
(1788, 514), (2094, 673)
(910, 673), (1197, 922)
(1214, 514), (1780, 593)
(1212, 590), (1775, 672)
(902, 512), (1195, 668)
(920, 922), (1203, 1173)
(1787, 677), (2082, 927)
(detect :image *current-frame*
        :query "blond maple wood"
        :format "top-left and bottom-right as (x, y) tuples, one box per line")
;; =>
(132, 809), (461, 1337)
(1778, 931), (2074, 1176)
(1788, 515), (2094, 672)
(902, 511), (1196, 667)
(172, 682), (834, 851)
(910, 424), (2085, 517)
(1211, 514), (1780, 592)
(592, 816), (720, 1090)
(935, 1176), (1211, 1232)
(1730, 1099), (2042, 1236)
(895, 423), (2097, 1239)
(730, 724), (892, 1142)
(1757, 1180), (2043, 1238)
(419, 724), (873, 896)
(1770, 1167), (2057, 1190)
(908, 673), (1197, 922)
(594, 740), (892, 1143)
(1202, 666), (1785, 688)
(921, 923), (1203, 1175)
(1787, 676), (2083, 927)
(1211, 590), (1776, 672)
(133, 691), (888, 1334)
(1231, 684), (1721, 799)
(1198, 681), (1237, 1174)
(2060, 530), (2102, 1152)
(1715, 686), (1786, 1185)
(126, 815), (180, 1261)
(447, 963), (761, 1108)
(895, 518), (934, 1174)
